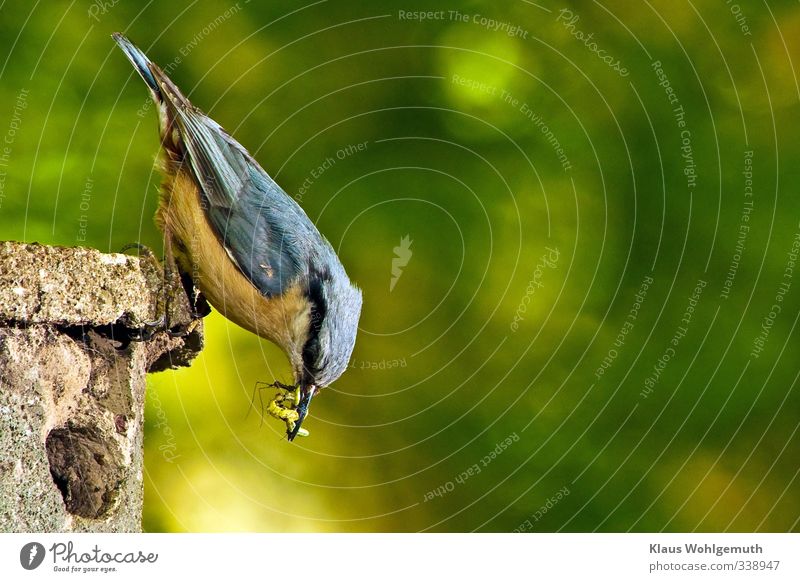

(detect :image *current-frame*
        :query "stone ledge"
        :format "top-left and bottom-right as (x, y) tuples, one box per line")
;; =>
(0, 241), (204, 532)
(0, 241), (163, 327)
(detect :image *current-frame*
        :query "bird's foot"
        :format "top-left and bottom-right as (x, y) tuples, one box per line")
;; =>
(127, 314), (167, 342)
(115, 242), (208, 344)
(180, 271), (211, 320)
(121, 242), (156, 259)
(164, 275), (208, 338)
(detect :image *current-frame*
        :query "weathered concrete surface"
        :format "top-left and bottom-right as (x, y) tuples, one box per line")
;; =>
(0, 242), (203, 532)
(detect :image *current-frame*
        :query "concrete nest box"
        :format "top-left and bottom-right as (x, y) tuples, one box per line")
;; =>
(0, 242), (204, 532)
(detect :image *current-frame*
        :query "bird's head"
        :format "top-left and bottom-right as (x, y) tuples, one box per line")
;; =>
(285, 265), (362, 441)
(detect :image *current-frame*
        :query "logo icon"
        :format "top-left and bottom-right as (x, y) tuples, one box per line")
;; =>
(20, 542), (45, 570)
(390, 235), (413, 292)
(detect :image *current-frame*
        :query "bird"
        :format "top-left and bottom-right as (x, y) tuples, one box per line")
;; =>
(112, 33), (362, 441)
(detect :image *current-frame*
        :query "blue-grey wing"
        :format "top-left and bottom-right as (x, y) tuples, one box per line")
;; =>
(115, 34), (316, 298)
(174, 109), (314, 297)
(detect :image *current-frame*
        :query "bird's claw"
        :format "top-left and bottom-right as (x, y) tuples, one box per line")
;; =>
(167, 322), (193, 338)
(120, 242), (156, 258)
(116, 242), (209, 344)
(127, 314), (167, 342)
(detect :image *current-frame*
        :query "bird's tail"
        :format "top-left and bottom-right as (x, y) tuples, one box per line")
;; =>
(113, 32), (195, 158)
(113, 32), (192, 111)
(112, 33), (162, 103)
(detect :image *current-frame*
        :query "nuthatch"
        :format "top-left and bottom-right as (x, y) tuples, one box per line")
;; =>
(113, 33), (362, 440)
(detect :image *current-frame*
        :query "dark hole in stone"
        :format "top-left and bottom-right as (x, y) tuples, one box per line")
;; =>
(45, 425), (123, 519)
(61, 322), (141, 351)
(51, 471), (70, 500)
(148, 326), (204, 373)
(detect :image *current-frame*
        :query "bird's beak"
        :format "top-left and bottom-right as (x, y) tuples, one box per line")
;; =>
(287, 384), (316, 441)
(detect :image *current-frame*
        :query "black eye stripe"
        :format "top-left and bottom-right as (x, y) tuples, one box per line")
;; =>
(301, 271), (328, 382)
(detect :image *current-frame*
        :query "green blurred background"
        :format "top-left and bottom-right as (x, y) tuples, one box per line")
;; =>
(1, 0), (798, 531)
